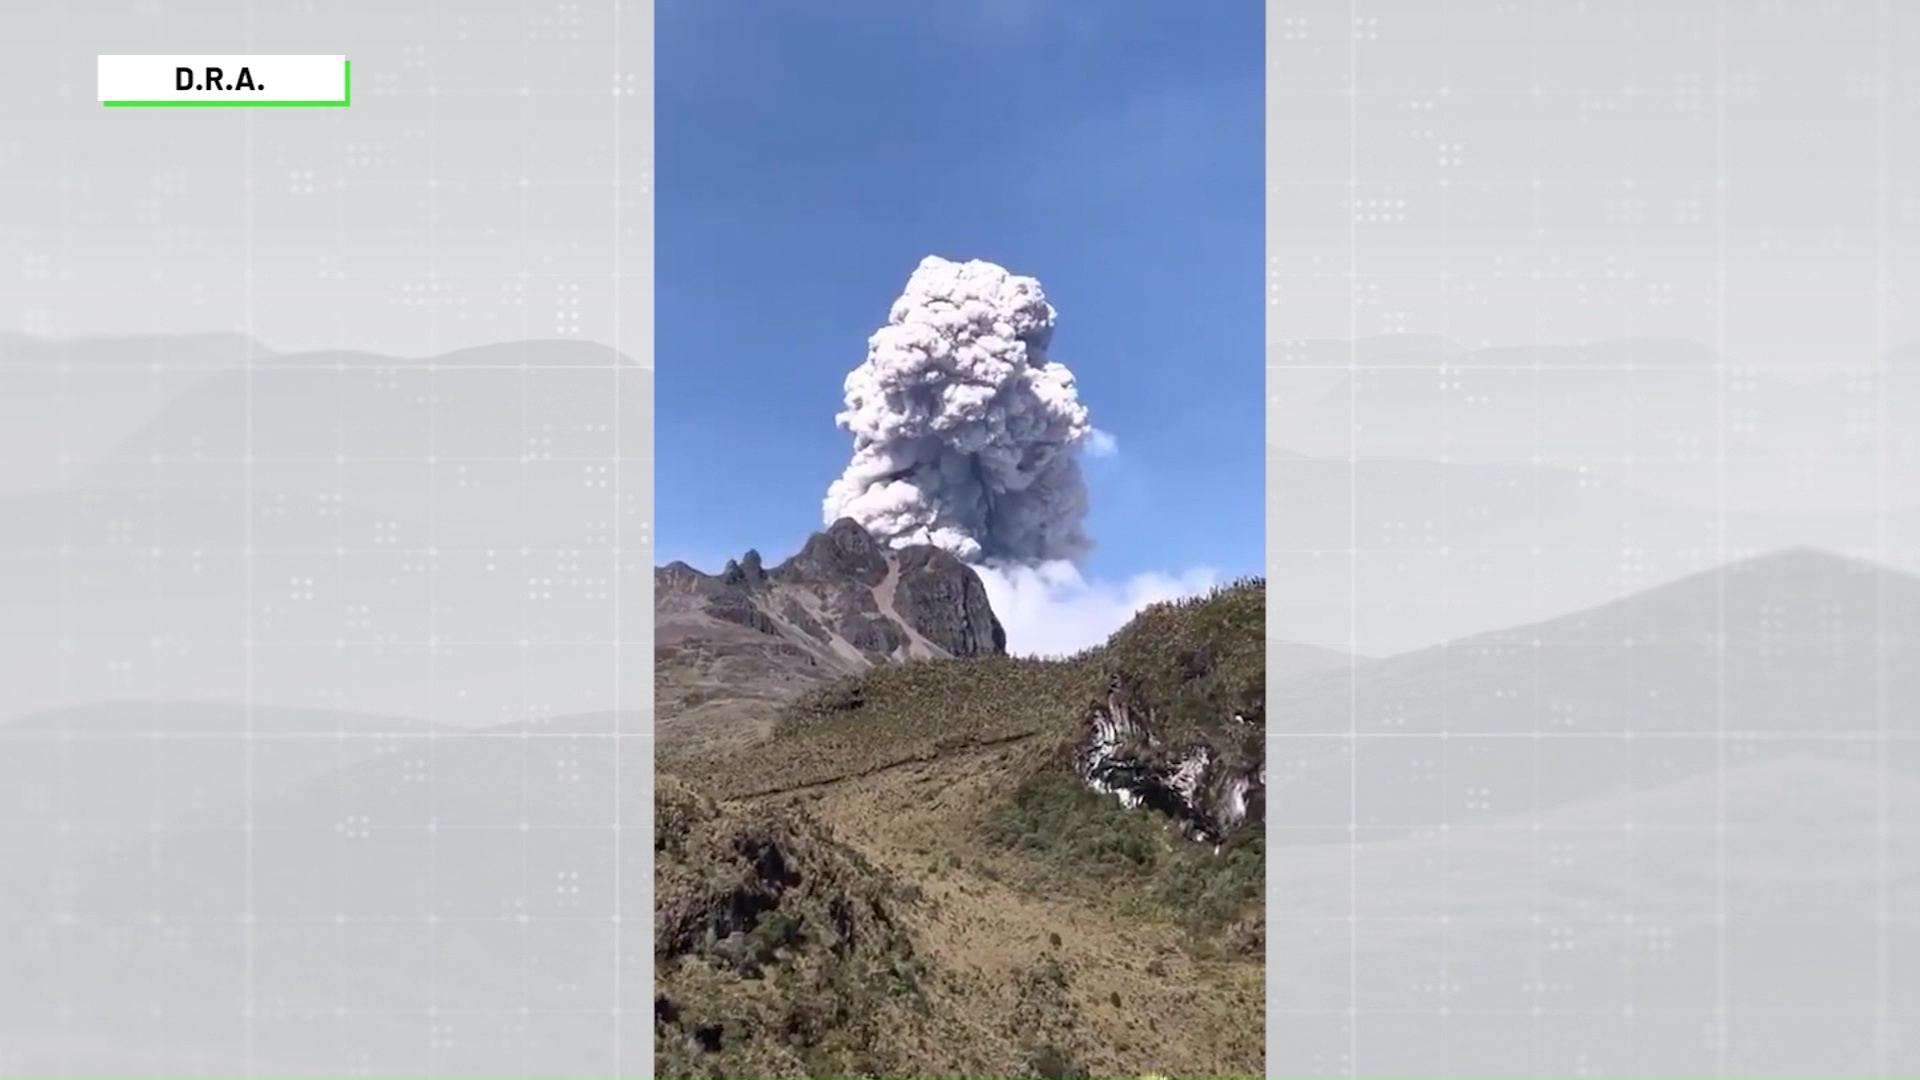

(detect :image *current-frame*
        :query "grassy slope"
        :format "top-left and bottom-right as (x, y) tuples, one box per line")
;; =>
(656, 580), (1271, 1079)
(702, 577), (1268, 796)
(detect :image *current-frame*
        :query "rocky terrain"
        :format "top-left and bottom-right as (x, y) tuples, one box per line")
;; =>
(655, 517), (1006, 762)
(654, 521), (1282, 1079)
(1077, 672), (1266, 847)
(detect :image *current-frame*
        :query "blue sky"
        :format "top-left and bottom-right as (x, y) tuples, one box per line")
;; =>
(655, 0), (1264, 590)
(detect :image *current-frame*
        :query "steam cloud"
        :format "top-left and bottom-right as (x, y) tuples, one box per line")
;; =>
(824, 255), (1096, 565)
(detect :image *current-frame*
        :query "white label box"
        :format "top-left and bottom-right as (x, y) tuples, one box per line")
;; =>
(98, 55), (349, 107)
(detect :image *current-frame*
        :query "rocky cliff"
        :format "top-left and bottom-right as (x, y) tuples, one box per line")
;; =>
(655, 518), (1007, 762)
(1076, 672), (1266, 847)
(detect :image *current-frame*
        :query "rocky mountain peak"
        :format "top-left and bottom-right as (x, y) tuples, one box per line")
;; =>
(773, 517), (892, 587)
(655, 561), (709, 596)
(654, 520), (1009, 734)
(720, 548), (766, 588)
(890, 544), (1008, 658)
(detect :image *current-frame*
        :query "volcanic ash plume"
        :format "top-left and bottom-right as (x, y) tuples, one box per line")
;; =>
(824, 255), (1096, 565)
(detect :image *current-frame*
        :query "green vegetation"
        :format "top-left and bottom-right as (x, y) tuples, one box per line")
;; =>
(1098, 576), (1266, 773)
(707, 578), (1267, 800)
(976, 580), (1267, 950)
(1010, 956), (1090, 1080)
(657, 579), (1269, 1078)
(981, 767), (1266, 935)
(654, 777), (969, 1079)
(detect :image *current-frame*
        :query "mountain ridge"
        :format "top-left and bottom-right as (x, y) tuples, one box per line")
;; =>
(655, 518), (1007, 763)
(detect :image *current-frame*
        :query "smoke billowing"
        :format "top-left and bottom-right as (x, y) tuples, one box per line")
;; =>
(975, 561), (1220, 659)
(823, 255), (1215, 657)
(824, 256), (1096, 566)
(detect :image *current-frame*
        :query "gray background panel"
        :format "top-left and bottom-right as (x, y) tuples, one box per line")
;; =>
(1268, 2), (1919, 1077)
(0, 2), (654, 1077)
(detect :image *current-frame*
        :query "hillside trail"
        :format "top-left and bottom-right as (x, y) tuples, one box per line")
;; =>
(775, 743), (1267, 1079)
(724, 729), (1046, 799)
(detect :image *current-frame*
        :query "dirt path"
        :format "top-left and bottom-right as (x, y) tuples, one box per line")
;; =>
(803, 750), (1268, 1079)
(729, 730), (1045, 800)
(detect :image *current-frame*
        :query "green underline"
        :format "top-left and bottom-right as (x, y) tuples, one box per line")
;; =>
(103, 59), (350, 108)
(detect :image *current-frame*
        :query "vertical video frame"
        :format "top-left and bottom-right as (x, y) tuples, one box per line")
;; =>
(652, 3), (1268, 1078)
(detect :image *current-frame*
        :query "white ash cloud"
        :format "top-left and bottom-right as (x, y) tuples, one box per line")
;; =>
(824, 255), (1098, 565)
(975, 560), (1220, 658)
